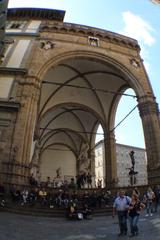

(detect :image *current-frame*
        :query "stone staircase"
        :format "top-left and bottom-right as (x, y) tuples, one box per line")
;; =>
(1, 203), (112, 218)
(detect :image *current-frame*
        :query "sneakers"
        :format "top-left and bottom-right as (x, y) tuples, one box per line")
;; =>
(118, 232), (127, 237)
(118, 233), (123, 237)
(145, 213), (153, 217)
(129, 234), (135, 238)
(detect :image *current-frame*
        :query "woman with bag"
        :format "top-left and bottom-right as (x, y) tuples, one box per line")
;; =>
(128, 193), (145, 237)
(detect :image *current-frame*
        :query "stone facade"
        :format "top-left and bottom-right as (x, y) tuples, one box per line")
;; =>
(95, 142), (147, 187)
(0, 0), (9, 62)
(151, 0), (160, 4)
(0, 8), (160, 188)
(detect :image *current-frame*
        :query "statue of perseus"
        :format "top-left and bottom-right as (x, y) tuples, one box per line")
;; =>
(129, 150), (135, 170)
(128, 150), (138, 186)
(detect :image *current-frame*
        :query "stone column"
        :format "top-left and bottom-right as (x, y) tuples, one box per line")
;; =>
(138, 96), (160, 184)
(0, 101), (20, 186)
(104, 131), (117, 188)
(90, 151), (95, 187)
(8, 75), (41, 186)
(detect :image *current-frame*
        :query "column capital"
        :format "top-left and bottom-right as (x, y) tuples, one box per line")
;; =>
(18, 75), (41, 89)
(138, 100), (159, 117)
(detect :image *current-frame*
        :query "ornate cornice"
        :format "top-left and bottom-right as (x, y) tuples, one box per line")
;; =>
(40, 22), (140, 51)
(6, 32), (40, 38)
(7, 8), (65, 21)
(2, 161), (30, 169)
(0, 67), (27, 76)
(0, 100), (20, 112)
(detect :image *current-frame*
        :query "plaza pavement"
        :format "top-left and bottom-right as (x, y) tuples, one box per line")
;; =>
(0, 211), (160, 240)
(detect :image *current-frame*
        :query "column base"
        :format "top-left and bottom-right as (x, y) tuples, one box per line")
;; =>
(148, 167), (160, 185)
(1, 161), (30, 187)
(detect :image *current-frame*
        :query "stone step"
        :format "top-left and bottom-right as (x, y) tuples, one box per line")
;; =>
(1, 204), (112, 218)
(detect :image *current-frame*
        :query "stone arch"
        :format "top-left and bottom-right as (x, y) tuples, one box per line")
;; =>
(5, 49), (159, 187)
(3, 8), (160, 188)
(35, 99), (107, 180)
(30, 50), (160, 186)
(36, 50), (145, 97)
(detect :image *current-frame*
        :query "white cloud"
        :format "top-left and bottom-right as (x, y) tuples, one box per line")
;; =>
(121, 11), (155, 46)
(120, 11), (156, 74)
(140, 45), (151, 72)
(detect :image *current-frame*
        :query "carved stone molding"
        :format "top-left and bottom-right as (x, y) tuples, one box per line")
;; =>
(40, 22), (140, 51)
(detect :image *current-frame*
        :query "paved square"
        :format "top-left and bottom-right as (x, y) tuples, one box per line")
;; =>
(0, 211), (160, 239)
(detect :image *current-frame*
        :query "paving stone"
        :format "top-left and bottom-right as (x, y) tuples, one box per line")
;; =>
(0, 211), (160, 239)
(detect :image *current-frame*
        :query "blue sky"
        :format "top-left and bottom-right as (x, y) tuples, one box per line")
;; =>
(8, 0), (160, 148)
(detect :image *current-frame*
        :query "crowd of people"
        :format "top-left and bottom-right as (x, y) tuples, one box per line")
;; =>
(29, 173), (98, 190)
(9, 186), (112, 210)
(1, 180), (160, 227)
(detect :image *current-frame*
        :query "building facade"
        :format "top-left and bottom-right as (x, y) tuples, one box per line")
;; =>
(95, 142), (147, 187)
(0, 0), (9, 62)
(0, 8), (160, 188)
(151, 0), (160, 4)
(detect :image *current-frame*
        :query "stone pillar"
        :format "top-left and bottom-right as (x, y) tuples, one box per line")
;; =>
(138, 96), (160, 184)
(104, 131), (117, 188)
(0, 101), (20, 186)
(90, 151), (95, 187)
(8, 75), (41, 186)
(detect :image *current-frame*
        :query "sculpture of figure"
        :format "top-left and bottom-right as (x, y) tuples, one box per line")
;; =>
(128, 151), (138, 186)
(78, 143), (91, 173)
(12, 146), (18, 161)
(129, 150), (135, 170)
(32, 141), (41, 165)
(56, 167), (62, 179)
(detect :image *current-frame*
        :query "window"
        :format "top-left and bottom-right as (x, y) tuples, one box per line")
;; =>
(6, 21), (26, 30)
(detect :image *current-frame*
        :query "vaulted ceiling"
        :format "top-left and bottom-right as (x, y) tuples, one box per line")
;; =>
(37, 57), (130, 157)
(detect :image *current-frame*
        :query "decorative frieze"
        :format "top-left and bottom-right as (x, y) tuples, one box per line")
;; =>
(40, 22), (140, 51)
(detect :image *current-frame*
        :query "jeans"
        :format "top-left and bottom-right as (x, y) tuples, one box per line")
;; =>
(129, 215), (139, 235)
(117, 211), (128, 234)
(146, 201), (153, 215)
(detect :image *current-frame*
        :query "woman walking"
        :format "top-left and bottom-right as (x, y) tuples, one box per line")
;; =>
(144, 187), (155, 217)
(128, 193), (145, 237)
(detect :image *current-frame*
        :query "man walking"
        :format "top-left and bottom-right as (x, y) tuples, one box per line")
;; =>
(113, 189), (131, 236)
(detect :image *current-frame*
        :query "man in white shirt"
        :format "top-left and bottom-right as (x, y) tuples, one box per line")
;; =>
(113, 189), (131, 236)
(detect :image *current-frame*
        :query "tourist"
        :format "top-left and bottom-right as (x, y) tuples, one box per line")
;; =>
(128, 193), (145, 237)
(143, 187), (155, 217)
(112, 189), (131, 236)
(153, 185), (160, 213)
